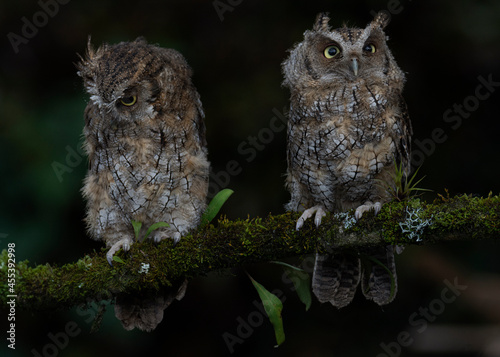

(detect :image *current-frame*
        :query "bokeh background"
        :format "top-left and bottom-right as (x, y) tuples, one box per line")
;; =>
(1, 0), (500, 356)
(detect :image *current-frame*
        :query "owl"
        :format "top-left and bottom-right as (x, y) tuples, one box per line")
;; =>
(77, 38), (209, 330)
(282, 12), (412, 307)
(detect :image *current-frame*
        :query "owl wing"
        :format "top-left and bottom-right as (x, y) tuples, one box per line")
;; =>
(194, 101), (208, 149)
(395, 95), (413, 175)
(355, 97), (410, 305)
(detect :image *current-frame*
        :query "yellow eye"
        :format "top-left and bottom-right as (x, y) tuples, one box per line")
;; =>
(324, 45), (341, 59)
(120, 95), (137, 106)
(363, 44), (376, 53)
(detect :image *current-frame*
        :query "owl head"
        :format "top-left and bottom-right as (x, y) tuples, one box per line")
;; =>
(77, 37), (195, 125)
(282, 11), (404, 92)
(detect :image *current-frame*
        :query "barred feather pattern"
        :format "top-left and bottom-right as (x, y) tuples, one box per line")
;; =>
(282, 12), (411, 307)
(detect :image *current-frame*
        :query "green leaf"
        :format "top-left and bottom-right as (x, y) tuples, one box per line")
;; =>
(143, 222), (170, 241)
(112, 256), (125, 264)
(131, 220), (142, 240)
(248, 274), (285, 347)
(200, 189), (234, 227)
(271, 261), (312, 311)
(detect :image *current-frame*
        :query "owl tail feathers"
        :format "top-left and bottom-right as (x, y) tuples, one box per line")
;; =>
(361, 246), (398, 306)
(114, 279), (188, 332)
(312, 252), (361, 308)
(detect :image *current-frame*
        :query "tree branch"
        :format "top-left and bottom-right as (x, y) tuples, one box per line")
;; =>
(1, 194), (499, 311)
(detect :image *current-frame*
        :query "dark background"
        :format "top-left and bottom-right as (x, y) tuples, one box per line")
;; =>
(1, 0), (500, 356)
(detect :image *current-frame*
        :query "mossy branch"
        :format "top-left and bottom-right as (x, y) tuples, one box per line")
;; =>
(1, 194), (499, 311)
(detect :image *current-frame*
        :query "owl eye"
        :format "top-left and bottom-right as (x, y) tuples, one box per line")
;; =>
(363, 44), (376, 53)
(323, 45), (341, 59)
(120, 96), (137, 107)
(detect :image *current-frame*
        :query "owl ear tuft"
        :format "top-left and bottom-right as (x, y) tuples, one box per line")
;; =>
(371, 11), (391, 29)
(85, 36), (96, 60)
(83, 36), (107, 64)
(76, 37), (95, 79)
(313, 12), (332, 32)
(76, 36), (106, 82)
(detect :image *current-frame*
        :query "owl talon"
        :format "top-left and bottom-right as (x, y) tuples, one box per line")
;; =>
(151, 230), (182, 244)
(355, 201), (382, 221)
(106, 238), (133, 266)
(314, 207), (326, 227)
(296, 206), (327, 230)
(172, 232), (181, 244)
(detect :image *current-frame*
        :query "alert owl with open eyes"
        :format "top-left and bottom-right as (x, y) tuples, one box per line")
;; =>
(282, 12), (412, 307)
(77, 38), (209, 330)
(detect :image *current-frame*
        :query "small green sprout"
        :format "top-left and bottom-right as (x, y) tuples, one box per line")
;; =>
(200, 189), (234, 227)
(376, 161), (431, 201)
(130, 220), (170, 241)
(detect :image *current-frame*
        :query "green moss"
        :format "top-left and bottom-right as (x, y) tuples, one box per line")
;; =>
(1, 194), (499, 311)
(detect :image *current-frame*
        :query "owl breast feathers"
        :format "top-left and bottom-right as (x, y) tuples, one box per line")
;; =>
(282, 12), (412, 307)
(77, 38), (209, 265)
(283, 11), (411, 215)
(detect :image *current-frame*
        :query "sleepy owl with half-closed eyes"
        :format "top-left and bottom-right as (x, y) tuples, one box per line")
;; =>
(77, 37), (209, 330)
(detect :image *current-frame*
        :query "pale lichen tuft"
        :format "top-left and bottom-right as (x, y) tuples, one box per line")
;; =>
(399, 206), (433, 242)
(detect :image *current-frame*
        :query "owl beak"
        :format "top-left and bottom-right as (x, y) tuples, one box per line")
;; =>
(350, 58), (359, 76)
